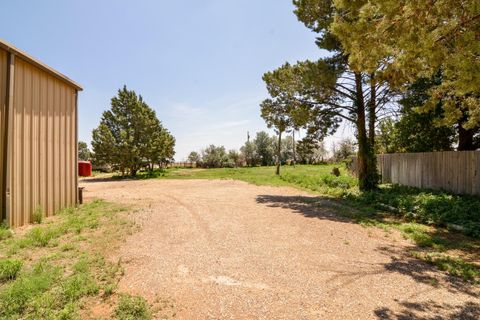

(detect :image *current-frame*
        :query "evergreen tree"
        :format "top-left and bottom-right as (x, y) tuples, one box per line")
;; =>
(259, 0), (396, 189)
(331, 0), (480, 131)
(78, 141), (91, 161)
(393, 78), (456, 153)
(92, 86), (175, 176)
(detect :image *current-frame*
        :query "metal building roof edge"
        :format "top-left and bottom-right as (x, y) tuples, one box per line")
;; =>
(0, 38), (83, 91)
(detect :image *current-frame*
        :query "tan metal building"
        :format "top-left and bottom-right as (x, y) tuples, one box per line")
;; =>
(0, 39), (82, 227)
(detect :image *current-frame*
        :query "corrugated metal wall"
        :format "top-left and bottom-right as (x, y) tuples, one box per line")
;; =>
(0, 49), (7, 221)
(3, 55), (78, 227)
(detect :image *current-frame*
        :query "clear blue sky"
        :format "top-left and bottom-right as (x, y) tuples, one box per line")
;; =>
(1, 0), (352, 160)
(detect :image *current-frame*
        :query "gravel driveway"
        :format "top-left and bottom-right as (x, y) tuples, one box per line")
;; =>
(81, 179), (479, 319)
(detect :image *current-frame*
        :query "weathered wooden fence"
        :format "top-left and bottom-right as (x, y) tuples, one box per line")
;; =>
(350, 151), (480, 195)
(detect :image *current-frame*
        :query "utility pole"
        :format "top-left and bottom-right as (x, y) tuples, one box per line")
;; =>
(292, 130), (296, 167)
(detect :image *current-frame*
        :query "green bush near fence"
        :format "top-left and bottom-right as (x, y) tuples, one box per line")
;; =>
(357, 185), (480, 238)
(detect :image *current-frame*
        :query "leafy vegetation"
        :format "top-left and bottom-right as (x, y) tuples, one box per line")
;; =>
(0, 200), (140, 319)
(331, 0), (479, 131)
(0, 259), (22, 283)
(260, 0), (479, 192)
(375, 76), (457, 154)
(115, 294), (152, 320)
(357, 185), (480, 238)
(0, 224), (12, 241)
(260, 92), (295, 175)
(412, 252), (480, 283)
(188, 131), (323, 169)
(78, 141), (92, 161)
(92, 86), (175, 176)
(32, 206), (43, 224)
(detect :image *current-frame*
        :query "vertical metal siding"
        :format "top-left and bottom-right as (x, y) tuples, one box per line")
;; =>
(7, 57), (77, 227)
(0, 49), (7, 221)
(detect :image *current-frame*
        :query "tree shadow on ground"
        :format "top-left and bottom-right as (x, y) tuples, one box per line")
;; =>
(377, 245), (478, 297)
(80, 177), (119, 184)
(256, 194), (480, 294)
(256, 194), (359, 224)
(80, 176), (143, 184)
(374, 300), (480, 320)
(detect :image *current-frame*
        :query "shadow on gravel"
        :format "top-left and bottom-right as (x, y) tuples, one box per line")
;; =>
(256, 194), (355, 224)
(377, 246), (478, 297)
(374, 300), (480, 320)
(80, 176), (140, 184)
(80, 177), (118, 183)
(256, 194), (480, 315)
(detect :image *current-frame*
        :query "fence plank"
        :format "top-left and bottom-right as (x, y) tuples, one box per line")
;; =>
(350, 151), (480, 195)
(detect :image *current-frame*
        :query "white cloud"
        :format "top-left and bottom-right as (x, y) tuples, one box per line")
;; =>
(212, 119), (251, 129)
(168, 103), (204, 117)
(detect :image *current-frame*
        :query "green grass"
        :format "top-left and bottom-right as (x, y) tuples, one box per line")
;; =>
(0, 200), (137, 319)
(412, 251), (480, 283)
(0, 259), (22, 283)
(160, 164), (356, 193)
(115, 294), (151, 320)
(0, 224), (12, 241)
(32, 206), (44, 224)
(356, 185), (480, 238)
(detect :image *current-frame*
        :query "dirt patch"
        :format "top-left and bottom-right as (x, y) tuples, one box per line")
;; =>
(81, 179), (480, 319)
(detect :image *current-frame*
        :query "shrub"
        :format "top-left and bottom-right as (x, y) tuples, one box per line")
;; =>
(115, 294), (151, 320)
(0, 259), (23, 283)
(32, 206), (44, 224)
(61, 273), (99, 302)
(26, 227), (62, 247)
(358, 185), (480, 237)
(0, 223), (12, 241)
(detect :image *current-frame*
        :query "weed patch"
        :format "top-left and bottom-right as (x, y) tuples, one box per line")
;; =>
(356, 185), (480, 238)
(0, 224), (12, 241)
(115, 294), (152, 320)
(0, 200), (134, 319)
(412, 251), (480, 283)
(0, 259), (22, 283)
(32, 206), (44, 224)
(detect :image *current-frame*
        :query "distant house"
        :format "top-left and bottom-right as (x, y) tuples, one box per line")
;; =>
(0, 39), (83, 227)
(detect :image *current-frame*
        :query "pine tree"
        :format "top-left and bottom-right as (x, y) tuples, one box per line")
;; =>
(92, 86), (175, 176)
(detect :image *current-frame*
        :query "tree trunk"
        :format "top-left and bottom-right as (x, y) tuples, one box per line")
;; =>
(130, 167), (137, 177)
(354, 72), (378, 191)
(458, 123), (476, 151)
(368, 73), (376, 149)
(276, 131), (282, 175)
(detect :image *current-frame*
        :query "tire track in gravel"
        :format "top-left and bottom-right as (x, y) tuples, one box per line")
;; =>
(156, 192), (214, 244)
(81, 179), (480, 320)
